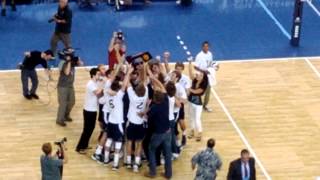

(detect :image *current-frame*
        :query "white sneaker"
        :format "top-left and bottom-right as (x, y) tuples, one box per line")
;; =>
(172, 153), (179, 160)
(204, 106), (213, 112)
(133, 164), (139, 173)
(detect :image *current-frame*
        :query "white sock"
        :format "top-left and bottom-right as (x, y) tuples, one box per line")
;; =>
(95, 145), (103, 155)
(114, 153), (120, 167)
(176, 140), (181, 147)
(127, 156), (131, 164)
(135, 156), (141, 165)
(104, 151), (110, 162)
(182, 130), (186, 135)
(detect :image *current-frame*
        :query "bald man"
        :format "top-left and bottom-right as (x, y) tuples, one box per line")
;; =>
(50, 0), (73, 55)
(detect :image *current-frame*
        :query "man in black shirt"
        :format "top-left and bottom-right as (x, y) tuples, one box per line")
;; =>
(50, 0), (72, 55)
(21, 50), (53, 100)
(145, 75), (172, 179)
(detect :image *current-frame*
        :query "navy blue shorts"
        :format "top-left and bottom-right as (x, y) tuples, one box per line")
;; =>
(101, 112), (109, 132)
(98, 104), (104, 122)
(178, 103), (185, 121)
(107, 122), (123, 142)
(126, 122), (146, 141)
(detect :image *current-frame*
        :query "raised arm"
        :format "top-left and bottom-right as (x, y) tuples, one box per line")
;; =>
(188, 61), (195, 80)
(150, 76), (166, 93)
(121, 65), (134, 91)
(108, 32), (117, 52)
(163, 51), (170, 73)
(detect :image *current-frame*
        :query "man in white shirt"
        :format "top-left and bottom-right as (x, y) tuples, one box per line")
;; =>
(163, 53), (191, 147)
(102, 66), (132, 170)
(76, 68), (103, 154)
(125, 82), (148, 172)
(194, 41), (219, 112)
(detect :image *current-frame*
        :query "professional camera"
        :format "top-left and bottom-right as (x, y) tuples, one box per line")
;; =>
(54, 137), (67, 146)
(58, 48), (80, 66)
(116, 31), (124, 41)
(17, 62), (24, 70)
(48, 14), (60, 23)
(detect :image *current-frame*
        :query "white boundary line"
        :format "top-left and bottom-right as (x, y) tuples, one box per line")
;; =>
(1, 57), (319, 73)
(256, 0), (291, 39)
(211, 88), (272, 180)
(304, 58), (320, 78)
(305, 0), (320, 16)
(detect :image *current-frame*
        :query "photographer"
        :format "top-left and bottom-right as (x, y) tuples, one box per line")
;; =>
(20, 50), (53, 100)
(108, 31), (126, 70)
(40, 142), (68, 180)
(56, 49), (81, 127)
(50, 0), (72, 55)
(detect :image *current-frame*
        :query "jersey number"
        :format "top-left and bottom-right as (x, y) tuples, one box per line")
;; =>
(136, 102), (143, 109)
(109, 99), (115, 109)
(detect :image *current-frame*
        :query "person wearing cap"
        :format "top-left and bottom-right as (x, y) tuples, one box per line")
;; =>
(20, 50), (54, 100)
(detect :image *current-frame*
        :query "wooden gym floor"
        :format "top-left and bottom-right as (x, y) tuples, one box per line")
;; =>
(0, 58), (320, 180)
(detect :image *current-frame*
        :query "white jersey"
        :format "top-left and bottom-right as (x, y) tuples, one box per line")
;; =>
(100, 80), (112, 112)
(105, 90), (125, 124)
(178, 74), (191, 91)
(83, 80), (99, 112)
(169, 96), (175, 121)
(127, 86), (149, 125)
(174, 83), (187, 113)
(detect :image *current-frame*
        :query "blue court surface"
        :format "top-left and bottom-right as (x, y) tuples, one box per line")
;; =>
(0, 0), (320, 70)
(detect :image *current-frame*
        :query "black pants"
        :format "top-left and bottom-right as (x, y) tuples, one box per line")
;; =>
(76, 110), (97, 151)
(21, 69), (38, 96)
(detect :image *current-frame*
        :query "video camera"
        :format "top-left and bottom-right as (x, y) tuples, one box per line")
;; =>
(116, 31), (124, 41)
(58, 48), (80, 66)
(54, 137), (67, 146)
(48, 14), (60, 23)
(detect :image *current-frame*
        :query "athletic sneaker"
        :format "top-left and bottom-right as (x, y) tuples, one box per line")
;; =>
(125, 163), (132, 169)
(203, 106), (212, 112)
(133, 164), (139, 173)
(112, 165), (119, 171)
(103, 159), (112, 166)
(172, 153), (179, 160)
(91, 153), (103, 162)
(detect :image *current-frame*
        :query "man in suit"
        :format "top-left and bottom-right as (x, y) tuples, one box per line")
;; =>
(227, 149), (256, 180)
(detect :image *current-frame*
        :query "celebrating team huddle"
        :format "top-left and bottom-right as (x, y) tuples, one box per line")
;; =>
(74, 41), (218, 179)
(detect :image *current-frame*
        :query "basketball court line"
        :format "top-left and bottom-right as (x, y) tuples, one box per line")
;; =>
(304, 0), (320, 16)
(211, 88), (272, 180)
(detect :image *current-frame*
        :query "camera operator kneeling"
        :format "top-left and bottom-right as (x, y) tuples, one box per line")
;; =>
(40, 142), (68, 180)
